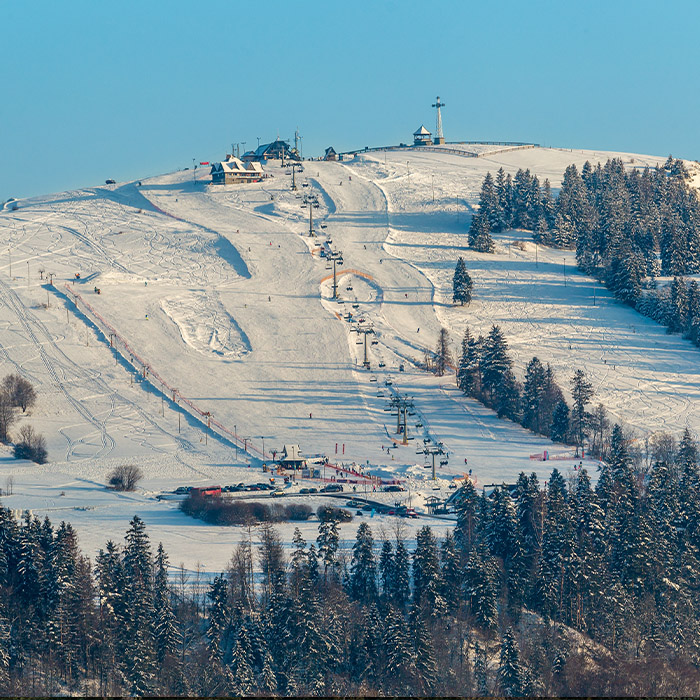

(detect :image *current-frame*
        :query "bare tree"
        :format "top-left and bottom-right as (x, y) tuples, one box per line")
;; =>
(0, 391), (17, 442)
(14, 425), (47, 463)
(2, 374), (36, 413)
(107, 464), (143, 491)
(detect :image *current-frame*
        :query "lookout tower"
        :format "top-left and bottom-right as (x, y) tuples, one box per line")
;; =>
(413, 125), (433, 146)
(432, 96), (446, 144)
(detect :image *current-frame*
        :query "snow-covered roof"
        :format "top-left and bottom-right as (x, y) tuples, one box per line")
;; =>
(281, 444), (302, 460)
(414, 125), (431, 136)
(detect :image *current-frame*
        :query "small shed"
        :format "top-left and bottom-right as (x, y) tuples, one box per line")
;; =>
(279, 444), (306, 469)
(413, 125), (433, 146)
(324, 146), (338, 161)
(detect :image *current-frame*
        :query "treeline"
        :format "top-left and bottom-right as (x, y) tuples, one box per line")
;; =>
(0, 373), (45, 464)
(468, 157), (700, 342)
(2, 427), (700, 696)
(455, 324), (606, 456)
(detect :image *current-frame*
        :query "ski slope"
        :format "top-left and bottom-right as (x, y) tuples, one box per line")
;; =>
(0, 143), (697, 567)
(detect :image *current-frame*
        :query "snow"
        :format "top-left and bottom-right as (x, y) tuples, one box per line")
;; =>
(0, 144), (693, 569)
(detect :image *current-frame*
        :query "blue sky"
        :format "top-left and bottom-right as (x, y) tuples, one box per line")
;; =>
(2, 0), (700, 200)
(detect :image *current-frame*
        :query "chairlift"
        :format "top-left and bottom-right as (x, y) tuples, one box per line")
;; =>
(320, 224), (327, 229)
(370, 376), (378, 382)
(352, 303), (360, 309)
(325, 264), (332, 270)
(346, 285), (353, 291)
(356, 340), (363, 345)
(371, 340), (378, 346)
(378, 362), (386, 368)
(385, 379), (393, 386)
(415, 422), (423, 428)
(313, 203), (320, 209)
(440, 460), (448, 466)
(326, 238), (332, 244)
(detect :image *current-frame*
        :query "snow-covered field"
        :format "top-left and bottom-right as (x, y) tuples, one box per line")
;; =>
(0, 143), (695, 570)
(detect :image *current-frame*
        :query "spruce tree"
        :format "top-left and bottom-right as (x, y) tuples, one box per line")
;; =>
(498, 628), (524, 697)
(570, 369), (593, 456)
(469, 212), (495, 253)
(349, 522), (377, 603)
(453, 257), (474, 305)
(550, 400), (570, 443)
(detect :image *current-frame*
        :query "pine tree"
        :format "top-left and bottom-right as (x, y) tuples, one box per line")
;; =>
(383, 608), (417, 693)
(570, 369), (594, 456)
(391, 539), (411, 610)
(453, 257), (474, 305)
(378, 539), (394, 599)
(456, 328), (481, 398)
(465, 543), (499, 630)
(317, 516), (340, 581)
(453, 478), (479, 557)
(412, 526), (443, 612)
(434, 327), (452, 377)
(153, 542), (180, 665)
(410, 607), (438, 693)
(207, 574), (229, 661)
(498, 628), (524, 696)
(440, 531), (462, 610)
(522, 357), (547, 434)
(550, 400), (570, 443)
(121, 515), (156, 696)
(349, 522), (377, 603)
(230, 626), (256, 695)
(481, 325), (514, 408)
(469, 212), (495, 253)
(474, 641), (488, 696)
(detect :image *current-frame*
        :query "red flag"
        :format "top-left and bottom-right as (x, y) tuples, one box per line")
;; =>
(199, 161), (210, 165)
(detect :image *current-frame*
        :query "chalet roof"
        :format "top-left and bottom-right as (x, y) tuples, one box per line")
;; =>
(210, 157), (264, 175)
(414, 124), (431, 136)
(325, 146), (337, 155)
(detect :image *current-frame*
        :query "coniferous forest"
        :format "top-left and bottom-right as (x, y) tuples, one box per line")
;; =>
(468, 157), (700, 345)
(2, 425), (700, 697)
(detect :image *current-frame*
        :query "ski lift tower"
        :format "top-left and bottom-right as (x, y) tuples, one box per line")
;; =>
(432, 96), (446, 144)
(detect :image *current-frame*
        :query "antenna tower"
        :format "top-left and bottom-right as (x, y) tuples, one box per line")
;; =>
(432, 96), (446, 144)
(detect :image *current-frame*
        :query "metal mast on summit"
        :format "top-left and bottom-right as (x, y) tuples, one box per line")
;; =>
(432, 96), (446, 144)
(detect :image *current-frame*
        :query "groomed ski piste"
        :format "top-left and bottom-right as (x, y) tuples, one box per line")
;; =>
(1, 142), (696, 571)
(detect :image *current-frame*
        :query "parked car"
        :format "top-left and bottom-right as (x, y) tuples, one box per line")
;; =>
(362, 504), (373, 512)
(173, 486), (191, 495)
(321, 484), (344, 492)
(271, 488), (285, 497)
(384, 485), (406, 492)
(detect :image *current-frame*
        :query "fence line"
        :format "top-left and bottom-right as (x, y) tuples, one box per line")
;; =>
(62, 284), (267, 460)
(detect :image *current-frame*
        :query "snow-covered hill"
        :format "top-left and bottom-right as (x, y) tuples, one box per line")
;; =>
(1, 143), (695, 567)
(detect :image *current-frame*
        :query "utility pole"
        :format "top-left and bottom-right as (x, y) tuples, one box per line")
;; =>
(203, 412), (211, 445)
(309, 193), (313, 234)
(328, 250), (344, 299)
